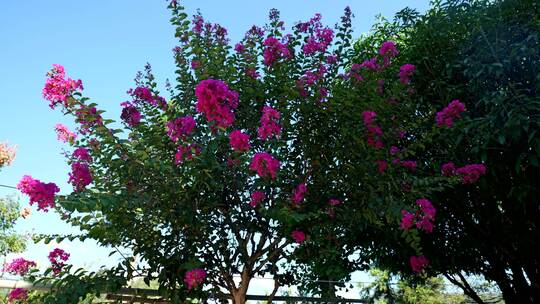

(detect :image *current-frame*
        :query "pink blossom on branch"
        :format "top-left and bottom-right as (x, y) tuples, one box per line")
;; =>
(72, 147), (92, 162)
(398, 64), (416, 85)
(17, 175), (59, 212)
(291, 230), (306, 244)
(258, 106), (282, 140)
(175, 144), (199, 165)
(250, 191), (265, 208)
(68, 162), (92, 191)
(379, 41), (399, 58)
(263, 36), (290, 66)
(42, 64), (83, 109)
(456, 164), (486, 184)
(184, 268), (206, 290)
(410, 255), (429, 273)
(229, 130), (251, 152)
(120, 102), (142, 127)
(167, 116), (196, 142)
(250, 152), (280, 180)
(441, 162), (456, 176)
(291, 183), (307, 204)
(362, 111), (383, 149)
(328, 199), (342, 206)
(195, 79), (238, 128)
(3, 258), (36, 275)
(7, 288), (28, 303)
(55, 124), (77, 144)
(48, 248), (70, 274)
(400, 210), (415, 230)
(436, 100), (465, 128)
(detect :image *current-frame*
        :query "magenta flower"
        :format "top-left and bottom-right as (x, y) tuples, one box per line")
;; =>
(120, 102), (142, 127)
(17, 175), (59, 212)
(291, 183), (307, 204)
(328, 199), (342, 206)
(400, 160), (417, 171)
(400, 210), (415, 230)
(291, 230), (306, 244)
(167, 116), (196, 142)
(436, 100), (465, 127)
(55, 124), (77, 144)
(456, 164), (486, 184)
(42, 64), (83, 109)
(362, 111), (383, 149)
(184, 268), (206, 290)
(258, 106), (282, 140)
(3, 258), (36, 275)
(195, 79), (238, 128)
(234, 43), (245, 53)
(175, 144), (199, 165)
(250, 191), (265, 208)
(250, 152), (280, 180)
(410, 255), (429, 273)
(7, 288), (28, 303)
(229, 130), (251, 152)
(398, 64), (416, 85)
(72, 147), (92, 162)
(441, 162), (456, 176)
(48, 248), (70, 274)
(68, 162), (92, 191)
(191, 60), (201, 70)
(263, 36), (290, 66)
(379, 41), (399, 58)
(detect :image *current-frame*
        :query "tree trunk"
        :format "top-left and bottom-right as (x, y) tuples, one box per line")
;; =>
(230, 267), (252, 304)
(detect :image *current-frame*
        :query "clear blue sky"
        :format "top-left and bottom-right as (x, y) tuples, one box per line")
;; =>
(0, 0), (429, 293)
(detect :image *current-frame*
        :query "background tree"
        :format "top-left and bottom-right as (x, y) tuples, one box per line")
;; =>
(338, 0), (540, 303)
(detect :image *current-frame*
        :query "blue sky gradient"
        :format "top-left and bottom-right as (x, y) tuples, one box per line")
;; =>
(0, 0), (429, 294)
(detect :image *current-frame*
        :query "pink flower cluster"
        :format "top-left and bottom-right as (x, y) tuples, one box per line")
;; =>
(303, 28), (334, 55)
(55, 124), (77, 144)
(410, 255), (429, 273)
(250, 191), (265, 208)
(398, 64), (416, 85)
(130, 87), (167, 109)
(17, 175), (59, 212)
(7, 288), (28, 303)
(120, 102), (142, 127)
(42, 64), (83, 109)
(436, 100), (465, 127)
(184, 268), (206, 290)
(456, 164), (487, 184)
(167, 116), (196, 142)
(401, 198), (436, 233)
(48, 248), (69, 274)
(328, 199), (342, 206)
(441, 162), (456, 176)
(291, 183), (307, 204)
(362, 111), (383, 149)
(3, 258), (36, 275)
(379, 41), (399, 58)
(175, 144), (200, 165)
(195, 79), (239, 128)
(291, 230), (306, 244)
(72, 147), (92, 162)
(250, 152), (280, 180)
(258, 106), (282, 140)
(69, 162), (92, 191)
(0, 142), (16, 168)
(229, 130), (250, 152)
(263, 37), (290, 66)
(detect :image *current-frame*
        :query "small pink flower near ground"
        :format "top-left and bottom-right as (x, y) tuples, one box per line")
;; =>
(7, 288), (28, 303)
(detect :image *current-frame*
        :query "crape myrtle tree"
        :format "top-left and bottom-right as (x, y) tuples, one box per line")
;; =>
(10, 2), (401, 304)
(12, 1), (487, 304)
(307, 0), (538, 303)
